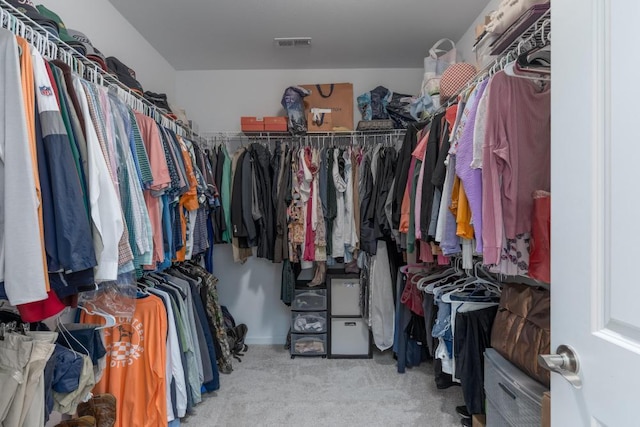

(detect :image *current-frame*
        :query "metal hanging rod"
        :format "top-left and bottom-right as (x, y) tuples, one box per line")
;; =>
(201, 130), (406, 149)
(0, 0), (196, 138)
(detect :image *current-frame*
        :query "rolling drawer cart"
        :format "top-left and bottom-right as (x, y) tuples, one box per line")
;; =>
(290, 268), (328, 358)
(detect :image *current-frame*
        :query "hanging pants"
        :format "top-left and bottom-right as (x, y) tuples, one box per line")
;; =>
(0, 331), (57, 427)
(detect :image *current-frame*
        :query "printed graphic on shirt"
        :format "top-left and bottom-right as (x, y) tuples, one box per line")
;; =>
(104, 318), (145, 368)
(39, 86), (53, 97)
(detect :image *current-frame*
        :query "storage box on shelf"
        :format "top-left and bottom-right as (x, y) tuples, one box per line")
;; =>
(290, 268), (328, 359)
(240, 116), (264, 132)
(264, 116), (288, 132)
(327, 272), (371, 358)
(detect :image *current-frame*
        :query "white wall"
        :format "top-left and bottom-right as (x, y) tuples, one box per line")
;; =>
(176, 68), (424, 133)
(37, 0), (177, 100)
(456, 0), (502, 66)
(176, 67), (422, 344)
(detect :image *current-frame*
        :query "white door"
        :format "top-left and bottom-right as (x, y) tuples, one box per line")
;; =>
(552, 0), (640, 425)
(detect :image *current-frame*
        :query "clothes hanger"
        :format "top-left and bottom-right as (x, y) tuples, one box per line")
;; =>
(77, 305), (116, 329)
(56, 314), (92, 359)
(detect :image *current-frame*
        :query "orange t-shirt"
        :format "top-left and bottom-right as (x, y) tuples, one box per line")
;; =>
(82, 295), (168, 427)
(18, 37), (49, 292)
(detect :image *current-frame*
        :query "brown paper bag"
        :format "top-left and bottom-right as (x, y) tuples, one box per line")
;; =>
(307, 109), (333, 133)
(301, 83), (354, 131)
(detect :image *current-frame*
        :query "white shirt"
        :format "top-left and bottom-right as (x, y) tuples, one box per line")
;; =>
(148, 288), (188, 420)
(0, 34), (48, 305)
(73, 76), (124, 281)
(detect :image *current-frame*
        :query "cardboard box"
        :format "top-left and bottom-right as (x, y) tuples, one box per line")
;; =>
(241, 116), (264, 132)
(264, 116), (288, 132)
(542, 391), (551, 427)
(472, 414), (486, 427)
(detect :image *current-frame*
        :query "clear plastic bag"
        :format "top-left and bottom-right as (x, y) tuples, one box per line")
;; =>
(78, 273), (137, 319)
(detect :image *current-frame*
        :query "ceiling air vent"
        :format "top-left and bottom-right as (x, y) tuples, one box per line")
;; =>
(274, 37), (312, 48)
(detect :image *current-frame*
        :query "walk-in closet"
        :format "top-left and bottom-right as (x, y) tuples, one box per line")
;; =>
(0, 0), (636, 426)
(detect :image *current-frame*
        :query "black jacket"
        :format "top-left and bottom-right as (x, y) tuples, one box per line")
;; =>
(249, 143), (275, 260)
(419, 113), (446, 242)
(392, 121), (430, 229)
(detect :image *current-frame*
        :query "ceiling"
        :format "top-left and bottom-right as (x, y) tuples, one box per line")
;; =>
(107, 0), (490, 71)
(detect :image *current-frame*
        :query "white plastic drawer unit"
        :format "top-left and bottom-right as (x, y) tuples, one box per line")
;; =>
(291, 312), (327, 333)
(484, 349), (549, 427)
(292, 289), (327, 311)
(329, 277), (361, 316)
(291, 334), (327, 356)
(330, 318), (370, 357)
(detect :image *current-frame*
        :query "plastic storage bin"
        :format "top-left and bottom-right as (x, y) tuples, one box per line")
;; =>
(292, 289), (327, 311)
(291, 312), (327, 333)
(484, 349), (549, 427)
(330, 318), (370, 357)
(291, 334), (327, 357)
(330, 277), (360, 316)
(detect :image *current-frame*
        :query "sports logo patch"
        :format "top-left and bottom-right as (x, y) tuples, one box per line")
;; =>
(39, 86), (53, 96)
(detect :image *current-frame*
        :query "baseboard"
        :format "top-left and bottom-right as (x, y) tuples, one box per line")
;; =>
(245, 335), (287, 345)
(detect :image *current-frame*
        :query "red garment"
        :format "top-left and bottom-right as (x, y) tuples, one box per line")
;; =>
(17, 290), (65, 322)
(303, 184), (316, 261)
(529, 191), (551, 283)
(401, 272), (425, 316)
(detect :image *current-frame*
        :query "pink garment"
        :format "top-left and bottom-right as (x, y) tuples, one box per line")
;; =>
(135, 113), (171, 266)
(437, 254), (451, 265)
(303, 180), (316, 261)
(418, 240), (434, 263)
(482, 72), (550, 265)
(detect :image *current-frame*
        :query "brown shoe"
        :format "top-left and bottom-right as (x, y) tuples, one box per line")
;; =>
(77, 394), (116, 427)
(308, 261), (326, 287)
(55, 416), (96, 427)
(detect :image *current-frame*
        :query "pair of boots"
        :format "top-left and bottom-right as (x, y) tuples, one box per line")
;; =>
(308, 261), (326, 287)
(56, 394), (116, 427)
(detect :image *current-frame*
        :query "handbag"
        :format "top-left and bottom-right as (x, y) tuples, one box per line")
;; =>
(424, 38), (459, 75)
(301, 83), (354, 131)
(490, 283), (551, 386)
(439, 63), (477, 103)
(421, 38), (460, 109)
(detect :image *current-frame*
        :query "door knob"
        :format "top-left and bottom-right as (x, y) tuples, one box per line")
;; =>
(538, 344), (582, 388)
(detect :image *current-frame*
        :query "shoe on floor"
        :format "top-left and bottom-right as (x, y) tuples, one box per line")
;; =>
(456, 405), (471, 419)
(55, 416), (96, 427)
(460, 417), (472, 427)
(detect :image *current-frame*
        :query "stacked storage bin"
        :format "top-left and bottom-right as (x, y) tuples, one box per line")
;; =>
(327, 272), (372, 358)
(290, 269), (328, 358)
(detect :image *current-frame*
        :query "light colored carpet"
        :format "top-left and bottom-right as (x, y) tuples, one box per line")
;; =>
(183, 345), (463, 427)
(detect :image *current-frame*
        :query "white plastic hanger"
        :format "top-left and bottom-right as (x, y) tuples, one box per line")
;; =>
(77, 305), (116, 330)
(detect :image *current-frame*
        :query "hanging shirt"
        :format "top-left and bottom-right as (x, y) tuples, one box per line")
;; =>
(0, 30), (48, 305)
(82, 295), (168, 427)
(482, 71), (551, 265)
(136, 113), (171, 267)
(73, 76), (123, 282)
